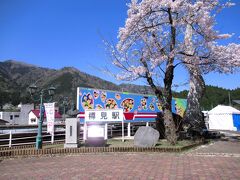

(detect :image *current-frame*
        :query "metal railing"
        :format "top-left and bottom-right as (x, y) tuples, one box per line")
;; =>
(0, 131), (65, 148)
(0, 122), (154, 148)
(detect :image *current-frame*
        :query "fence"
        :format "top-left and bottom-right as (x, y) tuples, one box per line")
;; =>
(0, 122), (155, 148)
(0, 131), (65, 148)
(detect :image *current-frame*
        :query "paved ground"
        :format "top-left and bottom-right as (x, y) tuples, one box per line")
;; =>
(1, 131), (240, 180)
(189, 131), (240, 155)
(1, 153), (240, 180)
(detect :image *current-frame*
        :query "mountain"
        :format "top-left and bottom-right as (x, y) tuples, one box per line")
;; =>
(118, 83), (154, 94)
(0, 60), (120, 90)
(0, 60), (120, 108)
(0, 60), (239, 110)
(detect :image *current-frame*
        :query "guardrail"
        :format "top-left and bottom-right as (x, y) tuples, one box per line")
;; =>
(0, 122), (154, 148)
(0, 124), (65, 130)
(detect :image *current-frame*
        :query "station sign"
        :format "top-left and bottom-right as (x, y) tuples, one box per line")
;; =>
(85, 109), (123, 122)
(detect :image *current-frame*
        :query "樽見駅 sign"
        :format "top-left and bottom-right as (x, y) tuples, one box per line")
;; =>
(85, 109), (123, 122)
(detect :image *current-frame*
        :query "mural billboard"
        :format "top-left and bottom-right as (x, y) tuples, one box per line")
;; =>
(77, 87), (187, 123)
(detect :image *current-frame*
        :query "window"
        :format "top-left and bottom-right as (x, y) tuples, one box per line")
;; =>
(10, 115), (13, 120)
(31, 118), (36, 123)
(14, 115), (19, 118)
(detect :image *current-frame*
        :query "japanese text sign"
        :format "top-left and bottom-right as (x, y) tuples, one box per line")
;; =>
(85, 109), (123, 122)
(44, 102), (55, 134)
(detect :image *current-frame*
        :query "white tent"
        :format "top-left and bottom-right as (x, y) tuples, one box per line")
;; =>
(208, 105), (240, 131)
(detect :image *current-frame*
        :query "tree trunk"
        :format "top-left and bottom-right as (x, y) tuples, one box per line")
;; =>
(142, 6), (177, 144)
(162, 7), (177, 144)
(145, 65), (177, 145)
(163, 108), (177, 144)
(183, 66), (206, 134)
(183, 24), (206, 136)
(162, 63), (177, 144)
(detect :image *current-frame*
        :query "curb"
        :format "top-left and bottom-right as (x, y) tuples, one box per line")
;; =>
(0, 141), (64, 151)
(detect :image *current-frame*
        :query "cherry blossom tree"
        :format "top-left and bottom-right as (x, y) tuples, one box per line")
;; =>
(182, 24), (206, 134)
(182, 2), (240, 134)
(109, 0), (240, 144)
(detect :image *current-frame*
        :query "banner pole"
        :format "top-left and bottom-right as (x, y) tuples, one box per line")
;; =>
(122, 120), (124, 142)
(51, 130), (54, 144)
(104, 123), (108, 140)
(83, 122), (87, 141)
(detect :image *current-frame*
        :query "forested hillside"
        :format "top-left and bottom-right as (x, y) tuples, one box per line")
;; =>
(173, 86), (240, 110)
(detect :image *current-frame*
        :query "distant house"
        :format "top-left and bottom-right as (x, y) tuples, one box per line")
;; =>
(28, 110), (62, 125)
(0, 111), (20, 125)
(0, 104), (34, 125)
(17, 104), (35, 124)
(233, 100), (240, 104)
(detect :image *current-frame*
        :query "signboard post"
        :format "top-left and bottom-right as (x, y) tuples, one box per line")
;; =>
(122, 119), (124, 142)
(44, 102), (55, 144)
(84, 109), (124, 143)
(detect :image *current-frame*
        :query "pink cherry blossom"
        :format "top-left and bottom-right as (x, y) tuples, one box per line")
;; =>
(112, 0), (240, 81)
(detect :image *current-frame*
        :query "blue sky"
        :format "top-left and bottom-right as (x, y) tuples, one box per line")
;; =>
(0, 0), (239, 91)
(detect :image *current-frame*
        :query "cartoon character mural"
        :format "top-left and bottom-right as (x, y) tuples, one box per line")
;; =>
(156, 102), (163, 111)
(77, 87), (187, 122)
(174, 98), (187, 117)
(141, 98), (147, 110)
(105, 98), (118, 109)
(121, 98), (134, 112)
(81, 93), (94, 109)
(93, 90), (99, 99)
(149, 103), (155, 111)
(115, 93), (121, 100)
(101, 91), (107, 103)
(95, 104), (103, 110)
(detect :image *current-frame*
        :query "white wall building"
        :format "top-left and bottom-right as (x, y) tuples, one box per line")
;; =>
(0, 104), (34, 125)
(0, 111), (20, 125)
(18, 104), (34, 125)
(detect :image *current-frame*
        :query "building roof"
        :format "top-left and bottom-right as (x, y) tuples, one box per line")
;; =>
(0, 119), (9, 125)
(30, 110), (62, 118)
(208, 105), (240, 115)
(233, 100), (240, 105)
